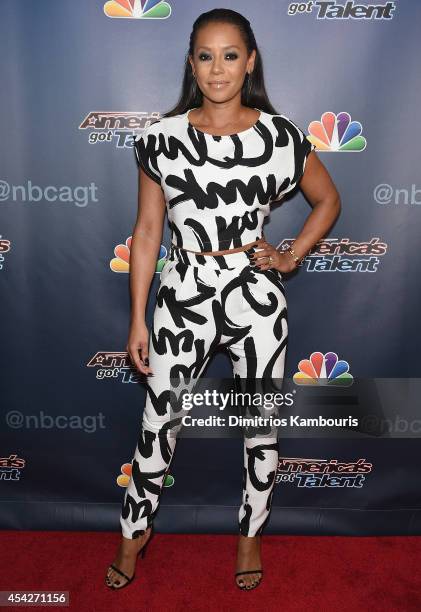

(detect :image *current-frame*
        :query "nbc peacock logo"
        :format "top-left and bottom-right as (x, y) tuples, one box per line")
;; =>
(110, 236), (168, 273)
(104, 0), (171, 19)
(293, 351), (354, 386)
(117, 462), (174, 488)
(307, 112), (366, 152)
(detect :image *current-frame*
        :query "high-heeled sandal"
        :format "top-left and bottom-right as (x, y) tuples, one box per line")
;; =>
(105, 525), (154, 590)
(235, 569), (263, 590)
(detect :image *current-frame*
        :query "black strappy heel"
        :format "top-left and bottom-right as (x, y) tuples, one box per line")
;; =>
(235, 568), (263, 590)
(105, 526), (154, 590)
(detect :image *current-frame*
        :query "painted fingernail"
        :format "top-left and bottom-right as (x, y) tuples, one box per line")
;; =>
(144, 357), (149, 366)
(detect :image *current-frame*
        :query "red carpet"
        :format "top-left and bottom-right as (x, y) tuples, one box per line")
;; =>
(1, 531), (420, 611)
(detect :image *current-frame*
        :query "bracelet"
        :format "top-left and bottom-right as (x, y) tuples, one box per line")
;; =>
(287, 247), (301, 265)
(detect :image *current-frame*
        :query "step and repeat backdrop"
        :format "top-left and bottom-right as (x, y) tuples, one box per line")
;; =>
(2, 0), (421, 535)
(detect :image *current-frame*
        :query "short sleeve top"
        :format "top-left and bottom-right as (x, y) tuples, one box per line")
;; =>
(133, 108), (315, 252)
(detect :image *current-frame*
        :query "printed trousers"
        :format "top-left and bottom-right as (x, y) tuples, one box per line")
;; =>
(120, 242), (288, 539)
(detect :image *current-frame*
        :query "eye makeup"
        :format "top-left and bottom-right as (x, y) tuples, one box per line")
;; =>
(198, 51), (239, 61)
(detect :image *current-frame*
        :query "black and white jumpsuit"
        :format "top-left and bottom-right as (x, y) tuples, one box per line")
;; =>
(120, 108), (315, 539)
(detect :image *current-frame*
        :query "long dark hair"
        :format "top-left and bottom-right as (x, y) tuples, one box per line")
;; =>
(162, 8), (279, 118)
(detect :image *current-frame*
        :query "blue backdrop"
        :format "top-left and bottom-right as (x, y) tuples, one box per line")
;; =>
(1, 0), (421, 535)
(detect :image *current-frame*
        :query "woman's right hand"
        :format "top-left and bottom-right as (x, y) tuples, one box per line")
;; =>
(127, 320), (154, 376)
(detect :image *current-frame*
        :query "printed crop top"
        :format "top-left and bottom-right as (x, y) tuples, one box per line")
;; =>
(133, 108), (316, 252)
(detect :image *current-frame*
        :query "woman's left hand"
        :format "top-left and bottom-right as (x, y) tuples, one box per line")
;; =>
(251, 239), (297, 273)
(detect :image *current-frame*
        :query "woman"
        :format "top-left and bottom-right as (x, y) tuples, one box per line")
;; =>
(105, 8), (340, 592)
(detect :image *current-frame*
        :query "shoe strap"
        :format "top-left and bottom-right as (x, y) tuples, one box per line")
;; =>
(110, 564), (133, 583)
(235, 569), (263, 576)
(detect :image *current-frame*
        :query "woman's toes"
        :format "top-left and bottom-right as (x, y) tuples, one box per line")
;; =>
(237, 574), (251, 588)
(106, 569), (121, 588)
(242, 574), (260, 589)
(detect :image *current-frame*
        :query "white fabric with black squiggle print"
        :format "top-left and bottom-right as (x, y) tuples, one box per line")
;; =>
(133, 108), (315, 252)
(120, 108), (314, 539)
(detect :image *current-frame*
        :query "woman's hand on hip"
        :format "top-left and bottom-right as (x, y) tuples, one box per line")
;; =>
(250, 239), (297, 273)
